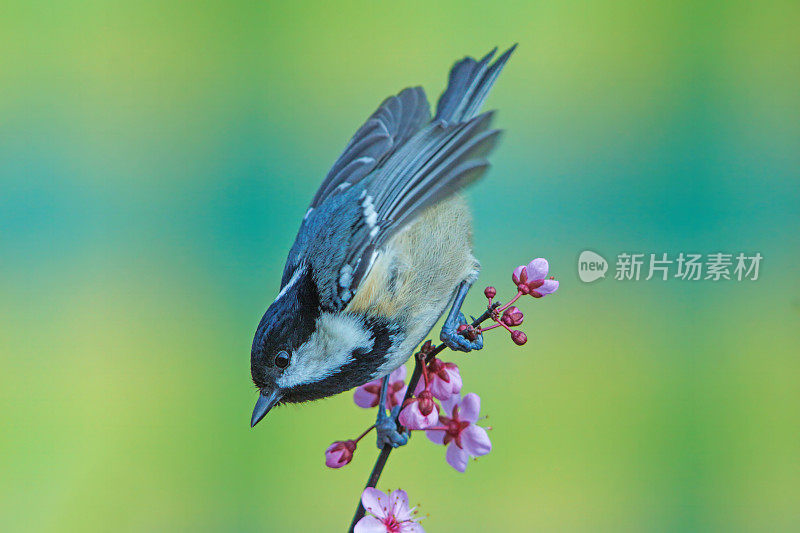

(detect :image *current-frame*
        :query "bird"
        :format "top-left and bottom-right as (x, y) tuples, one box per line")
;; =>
(250, 45), (516, 447)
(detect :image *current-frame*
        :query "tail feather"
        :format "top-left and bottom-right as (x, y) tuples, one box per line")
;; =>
(434, 44), (517, 125)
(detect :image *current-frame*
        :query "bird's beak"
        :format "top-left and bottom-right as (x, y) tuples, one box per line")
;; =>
(251, 389), (282, 428)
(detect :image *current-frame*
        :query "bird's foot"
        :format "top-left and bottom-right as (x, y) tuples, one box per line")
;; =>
(440, 312), (484, 352)
(376, 405), (409, 449)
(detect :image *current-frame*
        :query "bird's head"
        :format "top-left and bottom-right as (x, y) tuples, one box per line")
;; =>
(249, 265), (388, 427)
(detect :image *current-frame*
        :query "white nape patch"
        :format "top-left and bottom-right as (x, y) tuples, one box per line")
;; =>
(339, 264), (353, 289)
(276, 313), (374, 389)
(304, 207), (314, 220)
(369, 225), (379, 238)
(274, 265), (305, 302)
(336, 182), (351, 191)
(362, 195), (378, 227)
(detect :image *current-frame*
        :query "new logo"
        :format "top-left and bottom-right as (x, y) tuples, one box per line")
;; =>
(578, 251), (608, 282)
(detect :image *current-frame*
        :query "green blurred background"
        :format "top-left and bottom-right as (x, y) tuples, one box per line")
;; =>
(2, 1), (798, 531)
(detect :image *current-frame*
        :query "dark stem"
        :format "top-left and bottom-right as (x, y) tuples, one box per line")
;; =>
(353, 424), (376, 444)
(347, 302), (500, 532)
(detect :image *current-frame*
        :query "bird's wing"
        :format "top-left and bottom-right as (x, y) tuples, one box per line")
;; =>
(336, 112), (502, 302)
(308, 86), (431, 210)
(283, 47), (515, 311)
(435, 45), (516, 124)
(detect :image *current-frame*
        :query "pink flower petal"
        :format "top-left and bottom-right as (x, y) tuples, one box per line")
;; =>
(429, 377), (455, 401)
(400, 522), (425, 533)
(422, 410), (438, 428)
(446, 443), (470, 472)
(439, 394), (459, 417)
(461, 424), (492, 456)
(361, 487), (390, 520)
(458, 393), (481, 423)
(398, 403), (420, 428)
(512, 265), (525, 283)
(428, 364), (462, 400)
(325, 456), (343, 468)
(537, 279), (559, 295)
(324, 445), (344, 468)
(425, 429), (446, 445)
(446, 366), (462, 394)
(525, 258), (549, 280)
(353, 515), (387, 533)
(389, 489), (412, 521)
(353, 384), (379, 408)
(388, 385), (408, 410)
(390, 365), (407, 382)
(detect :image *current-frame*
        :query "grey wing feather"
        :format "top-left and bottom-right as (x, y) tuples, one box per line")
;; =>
(435, 44), (516, 124)
(309, 87), (430, 209)
(340, 112), (501, 297)
(371, 112), (500, 233)
(284, 46), (515, 310)
(280, 87), (430, 292)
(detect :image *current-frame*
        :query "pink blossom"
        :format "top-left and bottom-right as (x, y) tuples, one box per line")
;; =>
(501, 306), (524, 327)
(512, 258), (559, 297)
(398, 390), (438, 430)
(414, 358), (462, 401)
(354, 487), (424, 533)
(325, 440), (356, 468)
(425, 393), (491, 472)
(354, 366), (407, 410)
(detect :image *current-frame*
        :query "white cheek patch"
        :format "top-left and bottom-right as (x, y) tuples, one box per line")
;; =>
(276, 313), (374, 389)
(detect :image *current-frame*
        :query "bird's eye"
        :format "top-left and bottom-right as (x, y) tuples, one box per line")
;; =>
(274, 351), (291, 369)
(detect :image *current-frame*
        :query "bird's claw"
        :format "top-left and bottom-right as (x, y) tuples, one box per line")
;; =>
(440, 312), (484, 352)
(376, 405), (409, 449)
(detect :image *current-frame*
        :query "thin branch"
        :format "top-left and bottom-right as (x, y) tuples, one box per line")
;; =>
(348, 302), (501, 532)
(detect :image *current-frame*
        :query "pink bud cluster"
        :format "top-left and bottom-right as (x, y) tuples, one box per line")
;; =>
(399, 341), (463, 430)
(479, 258), (559, 345)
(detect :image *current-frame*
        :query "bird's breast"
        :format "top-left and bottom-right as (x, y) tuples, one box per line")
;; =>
(346, 195), (480, 377)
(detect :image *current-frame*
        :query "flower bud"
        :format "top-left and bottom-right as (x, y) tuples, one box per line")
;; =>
(511, 330), (528, 346)
(419, 358), (462, 401)
(418, 339), (435, 357)
(501, 306), (524, 327)
(399, 394), (439, 429)
(484, 286), (496, 299)
(416, 390), (435, 416)
(325, 440), (357, 468)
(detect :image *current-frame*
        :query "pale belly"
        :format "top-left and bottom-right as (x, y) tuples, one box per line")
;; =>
(345, 195), (480, 377)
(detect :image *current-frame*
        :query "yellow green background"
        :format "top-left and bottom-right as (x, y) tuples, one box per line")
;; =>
(2, 1), (798, 531)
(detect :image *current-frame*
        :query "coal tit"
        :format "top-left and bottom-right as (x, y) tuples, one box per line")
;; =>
(250, 46), (516, 445)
